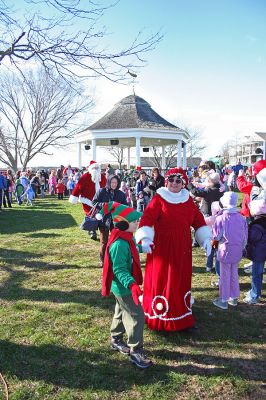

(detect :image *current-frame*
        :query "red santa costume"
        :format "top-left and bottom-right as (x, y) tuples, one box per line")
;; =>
(135, 168), (211, 332)
(69, 161), (106, 215)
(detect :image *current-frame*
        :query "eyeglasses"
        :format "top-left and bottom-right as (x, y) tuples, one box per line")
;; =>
(168, 177), (183, 184)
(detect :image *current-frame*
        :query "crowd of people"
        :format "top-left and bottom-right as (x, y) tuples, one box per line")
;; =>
(0, 158), (265, 369)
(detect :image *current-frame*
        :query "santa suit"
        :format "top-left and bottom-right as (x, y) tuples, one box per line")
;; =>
(135, 187), (210, 332)
(69, 171), (106, 215)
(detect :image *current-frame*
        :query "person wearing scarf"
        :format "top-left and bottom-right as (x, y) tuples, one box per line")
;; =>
(99, 202), (153, 369)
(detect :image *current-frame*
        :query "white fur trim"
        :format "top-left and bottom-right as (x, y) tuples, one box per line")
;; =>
(249, 198), (266, 216)
(195, 225), (212, 246)
(135, 226), (155, 243)
(156, 187), (189, 204)
(69, 195), (79, 204)
(79, 196), (93, 207)
(144, 291), (192, 321)
(88, 162), (100, 174)
(257, 168), (266, 189)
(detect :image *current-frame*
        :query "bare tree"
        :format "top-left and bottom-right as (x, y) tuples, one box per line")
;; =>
(151, 125), (206, 169)
(105, 146), (125, 170)
(0, 69), (93, 170)
(0, 0), (162, 84)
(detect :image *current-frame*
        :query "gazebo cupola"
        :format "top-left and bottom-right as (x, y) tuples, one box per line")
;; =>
(75, 94), (189, 168)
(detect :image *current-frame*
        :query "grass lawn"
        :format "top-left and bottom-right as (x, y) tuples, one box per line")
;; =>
(0, 198), (265, 400)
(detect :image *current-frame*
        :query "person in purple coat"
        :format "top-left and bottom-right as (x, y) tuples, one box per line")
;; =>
(244, 199), (266, 304)
(212, 192), (248, 310)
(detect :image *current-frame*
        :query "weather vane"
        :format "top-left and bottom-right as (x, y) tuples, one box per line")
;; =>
(127, 69), (137, 95)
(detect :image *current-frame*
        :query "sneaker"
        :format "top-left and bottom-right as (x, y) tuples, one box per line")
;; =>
(228, 298), (238, 306)
(213, 298), (228, 310)
(90, 231), (97, 240)
(211, 280), (219, 288)
(244, 262), (252, 274)
(243, 296), (259, 305)
(130, 348), (153, 369)
(111, 337), (130, 355)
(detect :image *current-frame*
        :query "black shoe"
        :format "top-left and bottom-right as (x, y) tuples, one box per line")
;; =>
(111, 337), (130, 355)
(130, 348), (153, 369)
(90, 232), (97, 240)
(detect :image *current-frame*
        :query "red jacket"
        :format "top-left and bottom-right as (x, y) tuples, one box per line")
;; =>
(56, 183), (65, 194)
(236, 176), (252, 218)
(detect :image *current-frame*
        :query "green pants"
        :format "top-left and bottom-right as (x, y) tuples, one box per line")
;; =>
(111, 294), (145, 350)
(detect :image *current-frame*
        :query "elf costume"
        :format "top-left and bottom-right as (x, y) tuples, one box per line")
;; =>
(101, 202), (148, 355)
(135, 168), (211, 332)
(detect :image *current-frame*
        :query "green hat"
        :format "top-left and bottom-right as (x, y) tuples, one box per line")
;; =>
(99, 201), (142, 225)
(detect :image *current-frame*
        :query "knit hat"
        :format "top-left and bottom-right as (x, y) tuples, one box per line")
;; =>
(220, 192), (238, 209)
(249, 199), (266, 216)
(253, 159), (266, 189)
(165, 168), (188, 187)
(97, 201), (142, 227)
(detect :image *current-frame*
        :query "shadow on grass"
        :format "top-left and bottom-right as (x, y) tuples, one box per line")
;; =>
(0, 339), (263, 393)
(0, 208), (77, 234)
(27, 233), (62, 238)
(0, 262), (110, 309)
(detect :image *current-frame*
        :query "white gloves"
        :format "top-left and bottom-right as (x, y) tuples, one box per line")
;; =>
(142, 238), (154, 254)
(202, 239), (212, 257)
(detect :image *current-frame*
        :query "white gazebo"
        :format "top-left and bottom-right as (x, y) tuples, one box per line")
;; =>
(75, 94), (189, 169)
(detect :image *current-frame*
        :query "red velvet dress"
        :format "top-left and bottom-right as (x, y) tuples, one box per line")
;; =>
(138, 190), (206, 331)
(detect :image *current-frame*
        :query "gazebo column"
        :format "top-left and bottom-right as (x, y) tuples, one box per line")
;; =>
(92, 139), (97, 161)
(127, 147), (131, 169)
(161, 146), (166, 171)
(177, 140), (182, 167)
(182, 143), (187, 169)
(77, 142), (82, 168)
(136, 137), (141, 167)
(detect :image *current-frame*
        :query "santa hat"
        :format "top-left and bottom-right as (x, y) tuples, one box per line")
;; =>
(88, 160), (100, 173)
(220, 192), (238, 209)
(136, 166), (142, 172)
(165, 168), (188, 187)
(249, 198), (266, 216)
(96, 201), (142, 228)
(253, 159), (266, 189)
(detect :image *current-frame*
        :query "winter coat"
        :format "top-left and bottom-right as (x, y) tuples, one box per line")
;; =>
(0, 174), (7, 190)
(190, 184), (223, 216)
(213, 210), (248, 264)
(236, 175), (253, 218)
(135, 178), (149, 197)
(56, 183), (65, 194)
(92, 176), (127, 229)
(148, 175), (165, 192)
(246, 216), (266, 262)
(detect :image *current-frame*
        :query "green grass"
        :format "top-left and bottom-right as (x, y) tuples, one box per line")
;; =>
(0, 198), (265, 400)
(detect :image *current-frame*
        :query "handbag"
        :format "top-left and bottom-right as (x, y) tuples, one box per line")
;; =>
(80, 205), (99, 231)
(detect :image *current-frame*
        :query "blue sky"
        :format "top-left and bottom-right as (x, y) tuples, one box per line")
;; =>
(3, 0), (266, 166)
(78, 0), (266, 163)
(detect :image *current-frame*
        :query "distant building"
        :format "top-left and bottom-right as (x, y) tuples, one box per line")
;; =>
(227, 132), (266, 165)
(75, 94), (189, 169)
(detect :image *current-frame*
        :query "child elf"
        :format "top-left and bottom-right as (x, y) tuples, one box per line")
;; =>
(99, 201), (153, 369)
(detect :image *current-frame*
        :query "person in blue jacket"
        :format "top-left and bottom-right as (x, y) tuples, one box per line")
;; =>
(0, 172), (7, 211)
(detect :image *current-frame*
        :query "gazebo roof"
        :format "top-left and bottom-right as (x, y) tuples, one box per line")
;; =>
(88, 95), (179, 131)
